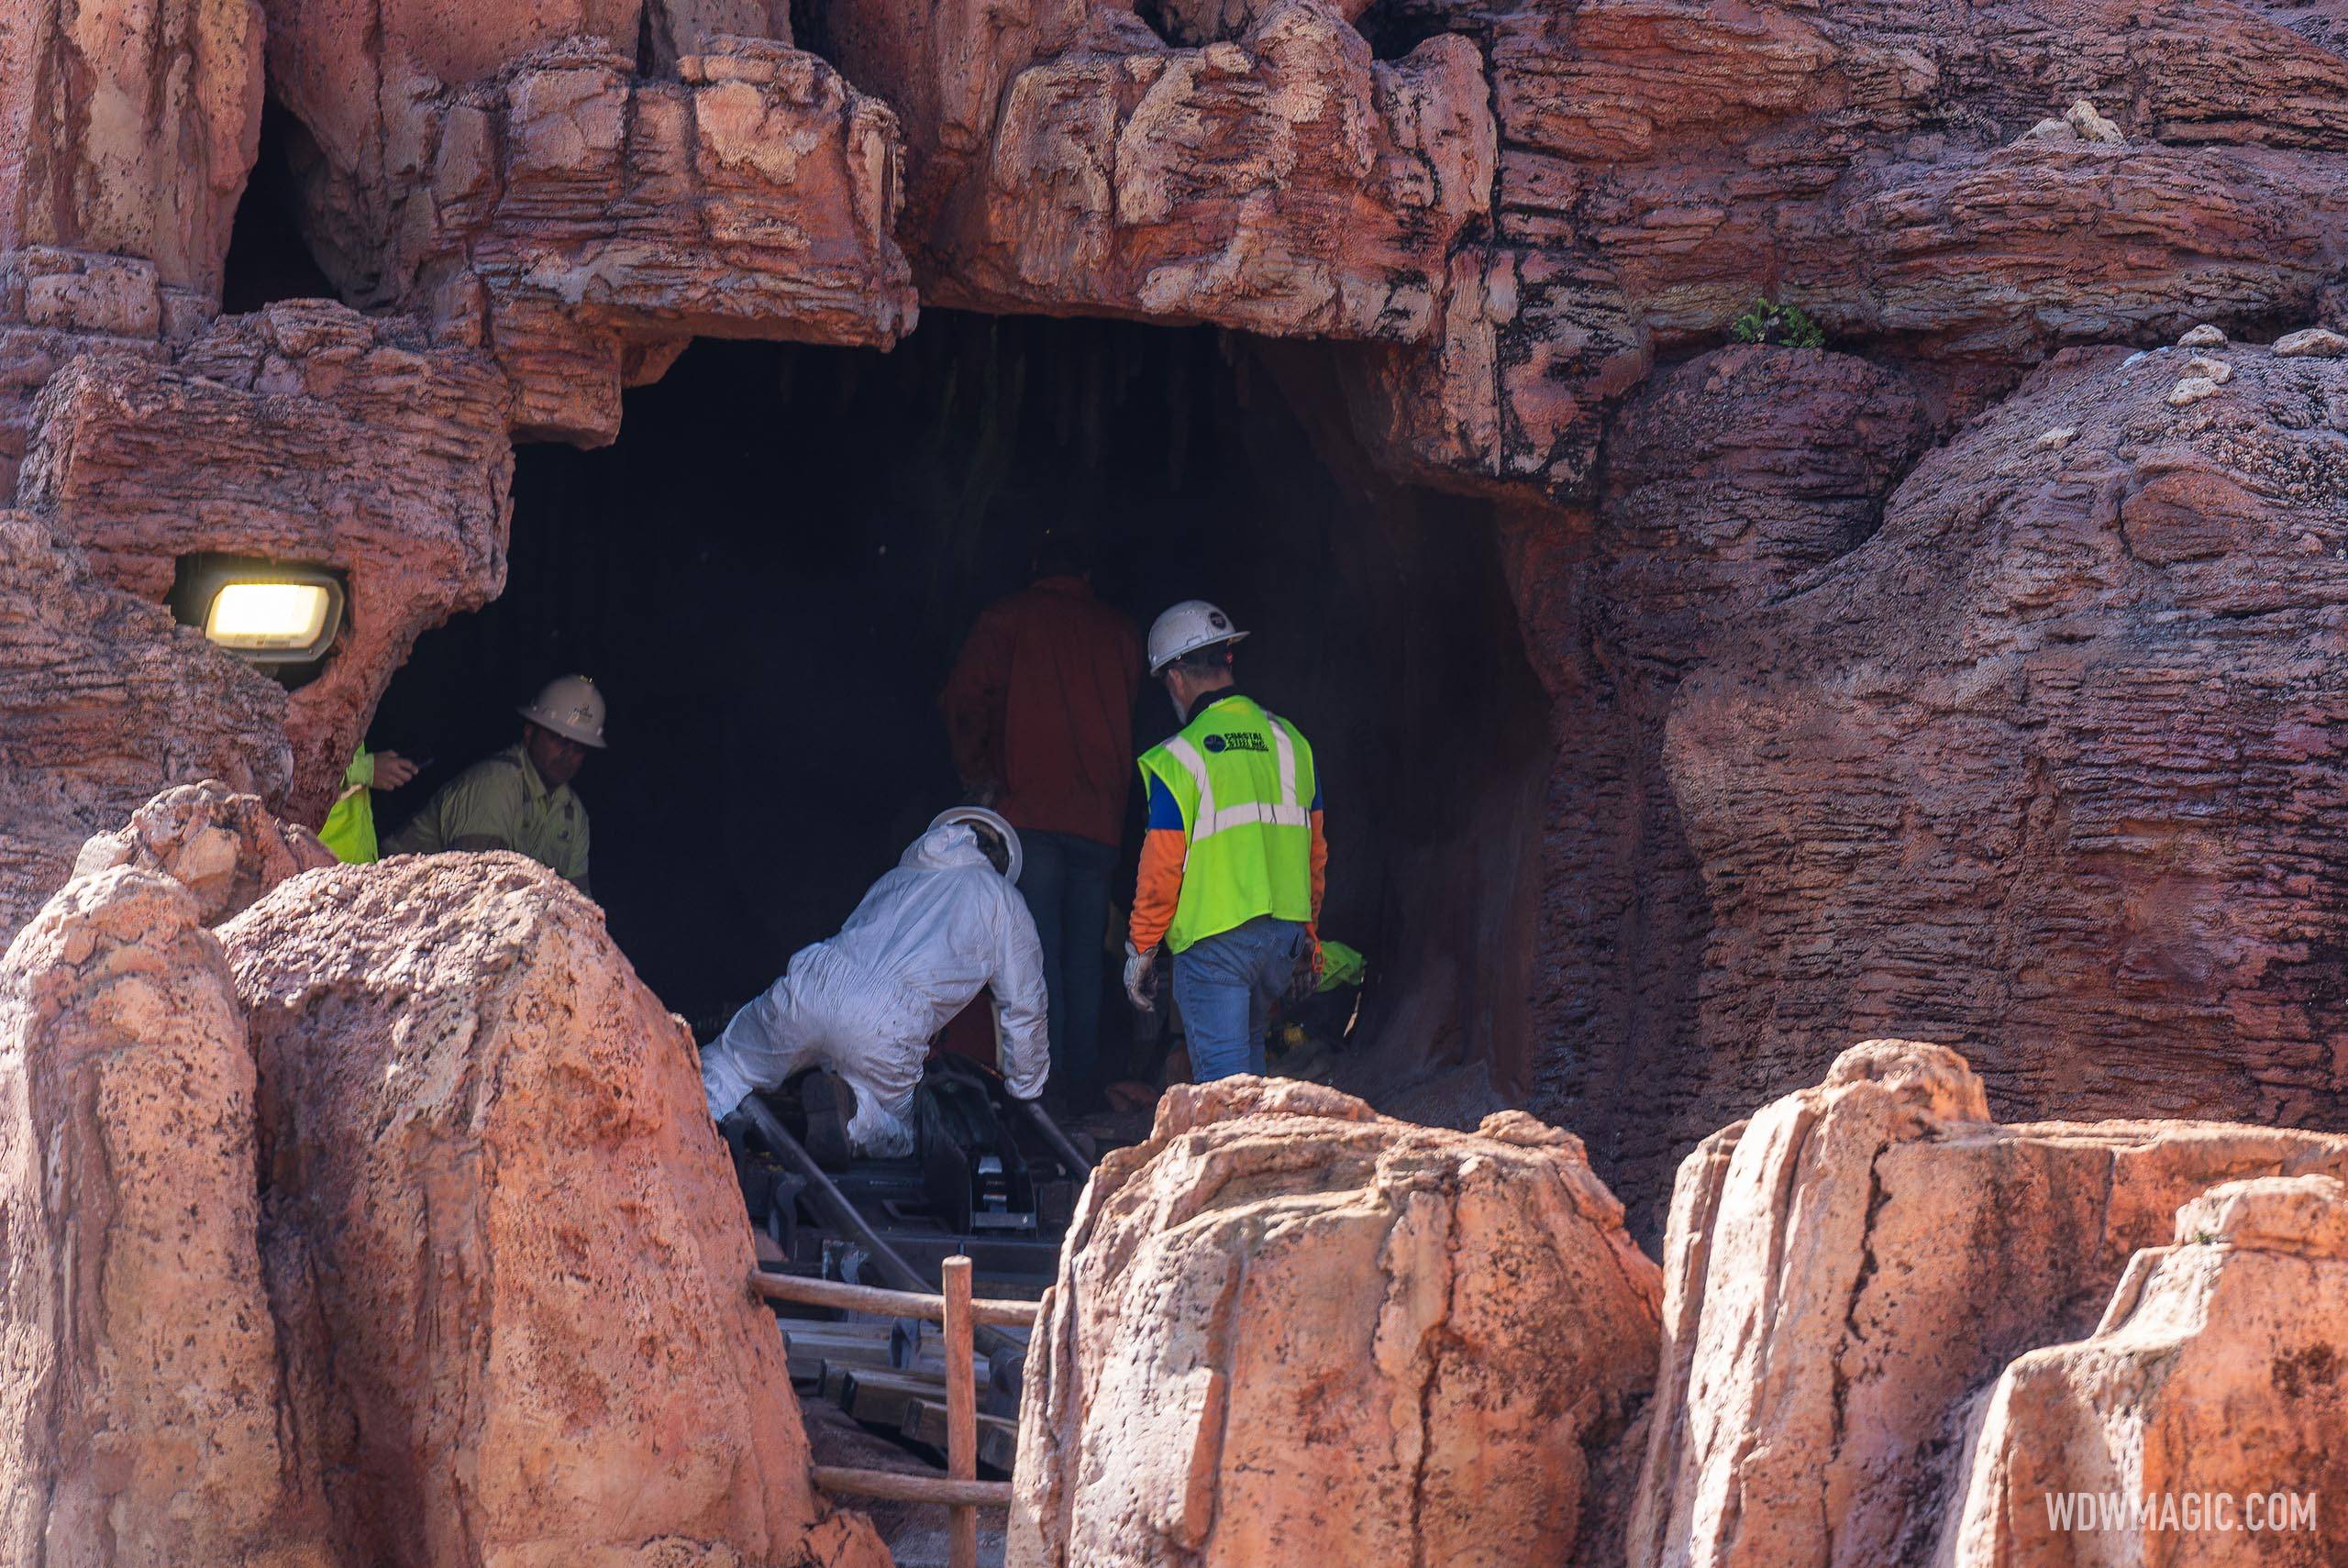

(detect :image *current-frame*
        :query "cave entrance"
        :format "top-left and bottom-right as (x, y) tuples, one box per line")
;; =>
(371, 314), (1548, 1116)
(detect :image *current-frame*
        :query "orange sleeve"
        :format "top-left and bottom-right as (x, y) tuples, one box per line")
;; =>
(1309, 808), (1327, 941)
(1129, 827), (1187, 951)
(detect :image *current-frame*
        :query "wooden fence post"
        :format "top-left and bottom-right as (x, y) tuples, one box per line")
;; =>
(943, 1253), (978, 1568)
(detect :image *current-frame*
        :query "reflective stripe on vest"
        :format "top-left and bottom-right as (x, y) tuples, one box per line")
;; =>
(1158, 730), (1310, 840)
(1138, 696), (1315, 952)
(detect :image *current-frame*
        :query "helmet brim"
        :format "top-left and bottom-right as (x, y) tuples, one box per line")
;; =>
(1147, 628), (1249, 677)
(518, 706), (609, 748)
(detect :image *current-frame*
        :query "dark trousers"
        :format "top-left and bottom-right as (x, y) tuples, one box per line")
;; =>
(1018, 830), (1118, 1106)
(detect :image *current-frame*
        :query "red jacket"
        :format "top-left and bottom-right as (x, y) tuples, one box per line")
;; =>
(941, 576), (1143, 848)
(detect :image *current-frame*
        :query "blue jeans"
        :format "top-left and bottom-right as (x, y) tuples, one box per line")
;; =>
(1173, 916), (1311, 1081)
(1018, 830), (1118, 1104)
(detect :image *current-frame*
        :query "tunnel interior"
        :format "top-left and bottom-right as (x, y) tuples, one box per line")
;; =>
(367, 313), (1550, 1111)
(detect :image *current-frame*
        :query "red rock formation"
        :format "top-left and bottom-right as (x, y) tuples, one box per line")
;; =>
(18, 302), (514, 821)
(1353, 0), (2348, 495)
(225, 852), (889, 1568)
(1010, 1077), (1661, 1568)
(0, 865), (334, 1568)
(936, 2), (1492, 340)
(0, 0), (261, 298)
(1630, 1040), (2348, 1568)
(0, 513), (287, 939)
(1640, 337), (2348, 1192)
(263, 6), (916, 440)
(398, 37), (912, 441)
(0, 251), (187, 493)
(1501, 346), (1927, 1221)
(1947, 1174), (2348, 1567)
(73, 778), (337, 923)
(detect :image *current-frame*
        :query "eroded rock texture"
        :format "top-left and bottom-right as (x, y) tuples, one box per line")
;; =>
(1503, 347), (1930, 1214)
(19, 302), (514, 821)
(0, 250), (187, 493)
(266, 3), (916, 441)
(1948, 1174), (2348, 1567)
(225, 852), (888, 1568)
(1357, 0), (2348, 495)
(0, 0), (260, 297)
(0, 865), (331, 1568)
(1009, 1077), (1662, 1568)
(73, 778), (336, 923)
(0, 513), (287, 939)
(1631, 1040), (2348, 1568)
(938, 2), (1492, 340)
(1624, 338), (2348, 1202)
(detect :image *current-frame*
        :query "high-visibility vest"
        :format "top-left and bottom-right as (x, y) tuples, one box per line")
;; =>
(318, 743), (378, 864)
(1137, 693), (1316, 953)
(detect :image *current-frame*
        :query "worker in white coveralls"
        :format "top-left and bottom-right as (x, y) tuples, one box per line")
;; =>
(700, 807), (1050, 1161)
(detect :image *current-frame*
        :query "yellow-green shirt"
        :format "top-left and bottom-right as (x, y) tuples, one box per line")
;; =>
(383, 742), (591, 892)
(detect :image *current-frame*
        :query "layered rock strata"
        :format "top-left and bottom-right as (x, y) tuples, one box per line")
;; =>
(0, 514), (286, 939)
(1009, 1076), (1663, 1568)
(18, 302), (514, 821)
(1631, 1040), (2348, 1568)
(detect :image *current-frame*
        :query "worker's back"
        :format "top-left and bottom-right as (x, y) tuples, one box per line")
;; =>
(1137, 692), (1318, 952)
(829, 825), (1030, 1006)
(942, 576), (1141, 847)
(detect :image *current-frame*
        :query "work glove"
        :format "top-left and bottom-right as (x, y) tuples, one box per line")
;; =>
(1124, 941), (1159, 1012)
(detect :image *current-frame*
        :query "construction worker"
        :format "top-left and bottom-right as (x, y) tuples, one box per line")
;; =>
(317, 742), (421, 863)
(1124, 602), (1325, 1081)
(383, 675), (603, 893)
(939, 536), (1141, 1111)
(700, 808), (1049, 1162)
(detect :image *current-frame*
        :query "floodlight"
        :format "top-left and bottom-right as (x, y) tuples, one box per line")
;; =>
(171, 555), (346, 664)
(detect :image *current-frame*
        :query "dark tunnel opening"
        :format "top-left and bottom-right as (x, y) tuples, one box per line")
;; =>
(369, 314), (1551, 1115)
(219, 100), (339, 315)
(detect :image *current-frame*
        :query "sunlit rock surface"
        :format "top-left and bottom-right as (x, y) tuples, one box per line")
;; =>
(1010, 1077), (1662, 1567)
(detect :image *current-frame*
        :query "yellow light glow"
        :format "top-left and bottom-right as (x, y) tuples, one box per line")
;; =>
(205, 581), (332, 649)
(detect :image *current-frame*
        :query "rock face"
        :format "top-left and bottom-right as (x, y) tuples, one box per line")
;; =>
(1947, 1174), (2348, 1567)
(226, 852), (886, 1568)
(0, 0), (2345, 1481)
(1623, 338), (2348, 1206)
(1631, 1040), (2348, 1568)
(0, 513), (288, 940)
(0, 0), (261, 298)
(939, 1), (1492, 341)
(0, 864), (333, 1568)
(1503, 347), (1930, 1214)
(0, 790), (885, 1568)
(332, 36), (913, 443)
(264, 9), (917, 443)
(1009, 1076), (1662, 1568)
(1360, 0), (2348, 495)
(74, 778), (336, 922)
(19, 302), (515, 820)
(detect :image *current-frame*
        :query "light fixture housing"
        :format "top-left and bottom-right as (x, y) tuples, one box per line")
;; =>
(171, 554), (347, 665)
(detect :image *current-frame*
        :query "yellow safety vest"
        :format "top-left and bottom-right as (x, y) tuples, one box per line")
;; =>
(1137, 693), (1315, 953)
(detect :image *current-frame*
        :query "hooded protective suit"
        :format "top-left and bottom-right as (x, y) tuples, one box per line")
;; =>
(700, 821), (1051, 1156)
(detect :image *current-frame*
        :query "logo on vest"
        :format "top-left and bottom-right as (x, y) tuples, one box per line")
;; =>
(1202, 732), (1268, 755)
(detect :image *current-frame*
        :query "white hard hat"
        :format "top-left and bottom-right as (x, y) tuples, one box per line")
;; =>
(929, 806), (1023, 886)
(1146, 599), (1249, 675)
(518, 674), (608, 748)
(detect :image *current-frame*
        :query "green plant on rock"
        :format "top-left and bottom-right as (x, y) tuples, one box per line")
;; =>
(1729, 299), (1826, 349)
